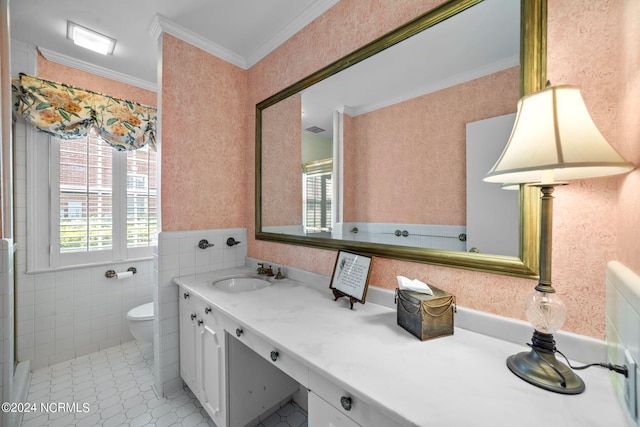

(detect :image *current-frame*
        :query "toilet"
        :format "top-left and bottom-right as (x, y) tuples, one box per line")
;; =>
(126, 302), (154, 343)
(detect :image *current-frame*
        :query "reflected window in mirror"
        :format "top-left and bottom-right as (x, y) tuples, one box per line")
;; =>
(302, 158), (333, 237)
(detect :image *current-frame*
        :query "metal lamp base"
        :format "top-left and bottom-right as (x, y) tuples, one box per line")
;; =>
(506, 331), (585, 394)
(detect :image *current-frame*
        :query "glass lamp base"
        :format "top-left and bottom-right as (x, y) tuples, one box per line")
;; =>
(506, 331), (585, 394)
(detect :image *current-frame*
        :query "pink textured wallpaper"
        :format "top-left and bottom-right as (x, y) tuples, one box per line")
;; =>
(161, 34), (247, 231)
(545, 0), (637, 337)
(617, 0), (640, 273)
(37, 54), (156, 107)
(261, 94), (302, 227)
(343, 67), (519, 225)
(243, 0), (640, 339)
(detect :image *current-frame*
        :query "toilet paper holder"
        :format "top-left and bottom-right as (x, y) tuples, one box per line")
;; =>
(105, 267), (137, 278)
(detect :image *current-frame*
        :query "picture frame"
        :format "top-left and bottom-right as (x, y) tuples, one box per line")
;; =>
(329, 250), (373, 309)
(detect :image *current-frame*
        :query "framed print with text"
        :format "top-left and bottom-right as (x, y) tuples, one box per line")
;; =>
(329, 251), (373, 309)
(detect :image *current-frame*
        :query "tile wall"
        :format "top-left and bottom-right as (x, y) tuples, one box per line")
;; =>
(606, 260), (640, 426)
(1, 238), (15, 427)
(153, 228), (247, 396)
(336, 222), (467, 251)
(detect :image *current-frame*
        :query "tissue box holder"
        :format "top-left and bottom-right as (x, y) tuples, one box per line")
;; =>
(395, 286), (455, 341)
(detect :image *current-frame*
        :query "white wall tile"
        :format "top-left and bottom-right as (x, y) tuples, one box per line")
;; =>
(606, 261), (640, 426)
(154, 227), (247, 397)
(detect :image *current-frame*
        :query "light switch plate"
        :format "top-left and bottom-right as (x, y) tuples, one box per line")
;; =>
(624, 349), (637, 420)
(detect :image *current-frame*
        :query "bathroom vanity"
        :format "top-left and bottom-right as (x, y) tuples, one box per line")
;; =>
(174, 266), (627, 427)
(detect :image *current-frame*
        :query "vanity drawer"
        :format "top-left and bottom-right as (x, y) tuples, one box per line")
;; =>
(223, 319), (309, 387)
(308, 370), (402, 427)
(180, 289), (213, 316)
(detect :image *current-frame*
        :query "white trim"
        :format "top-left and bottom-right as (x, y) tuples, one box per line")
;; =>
(349, 55), (521, 117)
(112, 150), (126, 261)
(148, 14), (247, 69)
(26, 129), (51, 272)
(37, 47), (157, 92)
(244, 0), (341, 68)
(49, 136), (61, 267)
(148, 0), (340, 70)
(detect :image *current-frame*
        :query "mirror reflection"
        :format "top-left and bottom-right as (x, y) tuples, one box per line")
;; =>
(261, 0), (520, 256)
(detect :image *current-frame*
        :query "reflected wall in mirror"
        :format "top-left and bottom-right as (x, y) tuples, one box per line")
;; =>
(256, 0), (547, 278)
(261, 94), (302, 228)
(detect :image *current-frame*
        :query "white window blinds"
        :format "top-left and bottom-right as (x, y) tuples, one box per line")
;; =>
(303, 158), (333, 233)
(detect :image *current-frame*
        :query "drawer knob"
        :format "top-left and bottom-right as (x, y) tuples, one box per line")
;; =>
(204, 307), (211, 314)
(183, 292), (190, 299)
(270, 351), (279, 362)
(340, 396), (352, 411)
(236, 328), (243, 337)
(190, 313), (196, 321)
(197, 319), (203, 326)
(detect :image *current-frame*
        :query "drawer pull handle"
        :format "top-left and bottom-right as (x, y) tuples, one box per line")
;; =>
(204, 307), (211, 314)
(190, 313), (196, 321)
(197, 319), (203, 326)
(236, 328), (243, 337)
(340, 396), (352, 411)
(270, 351), (279, 362)
(183, 292), (190, 299)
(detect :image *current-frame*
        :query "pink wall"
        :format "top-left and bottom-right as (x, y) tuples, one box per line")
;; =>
(37, 54), (156, 107)
(242, 0), (640, 339)
(160, 34), (248, 231)
(616, 0), (640, 273)
(261, 94), (302, 227)
(544, 0), (638, 337)
(343, 67), (519, 225)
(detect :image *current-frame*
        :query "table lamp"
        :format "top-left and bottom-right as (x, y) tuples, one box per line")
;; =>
(484, 84), (634, 394)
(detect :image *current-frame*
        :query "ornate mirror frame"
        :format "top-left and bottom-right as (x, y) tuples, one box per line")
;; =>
(256, 0), (546, 279)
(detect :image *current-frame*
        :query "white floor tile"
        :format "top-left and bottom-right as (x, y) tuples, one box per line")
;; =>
(22, 340), (307, 426)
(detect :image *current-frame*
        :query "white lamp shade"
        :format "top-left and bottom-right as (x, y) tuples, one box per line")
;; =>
(484, 85), (634, 184)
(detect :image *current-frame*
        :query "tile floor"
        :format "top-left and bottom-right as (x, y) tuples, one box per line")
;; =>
(21, 340), (307, 427)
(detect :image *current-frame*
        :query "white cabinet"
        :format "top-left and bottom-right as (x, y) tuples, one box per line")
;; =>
(179, 297), (198, 389)
(179, 287), (300, 427)
(309, 391), (360, 427)
(179, 292), (227, 427)
(200, 320), (227, 426)
(308, 370), (403, 427)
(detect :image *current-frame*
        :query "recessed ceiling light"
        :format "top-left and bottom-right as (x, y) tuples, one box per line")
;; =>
(67, 21), (116, 55)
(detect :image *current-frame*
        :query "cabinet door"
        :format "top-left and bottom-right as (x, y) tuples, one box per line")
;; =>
(309, 392), (360, 427)
(179, 298), (198, 391)
(201, 321), (227, 427)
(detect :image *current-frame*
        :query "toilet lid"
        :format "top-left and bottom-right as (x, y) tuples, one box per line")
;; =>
(127, 302), (154, 321)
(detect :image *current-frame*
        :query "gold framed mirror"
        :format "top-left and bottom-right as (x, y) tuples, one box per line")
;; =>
(256, 0), (546, 278)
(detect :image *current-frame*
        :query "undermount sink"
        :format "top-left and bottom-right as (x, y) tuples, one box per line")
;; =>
(212, 277), (270, 293)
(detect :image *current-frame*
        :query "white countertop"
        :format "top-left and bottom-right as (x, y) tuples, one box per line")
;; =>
(174, 266), (629, 427)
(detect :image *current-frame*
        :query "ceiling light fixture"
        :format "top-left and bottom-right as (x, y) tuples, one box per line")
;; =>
(67, 21), (116, 55)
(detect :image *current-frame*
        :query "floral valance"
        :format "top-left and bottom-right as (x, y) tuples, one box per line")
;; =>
(11, 73), (156, 151)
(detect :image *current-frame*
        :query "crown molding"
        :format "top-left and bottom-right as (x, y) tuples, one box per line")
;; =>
(37, 47), (157, 92)
(148, 0), (339, 70)
(148, 14), (248, 69)
(349, 55), (521, 117)
(245, 0), (340, 68)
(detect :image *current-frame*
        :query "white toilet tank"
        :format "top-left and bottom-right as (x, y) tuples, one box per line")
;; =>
(126, 302), (154, 343)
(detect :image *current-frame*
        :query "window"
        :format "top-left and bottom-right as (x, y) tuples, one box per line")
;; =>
(303, 159), (332, 233)
(30, 128), (157, 269)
